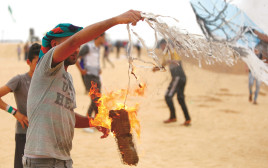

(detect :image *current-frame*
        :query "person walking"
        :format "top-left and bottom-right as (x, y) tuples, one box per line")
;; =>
(17, 44), (22, 61)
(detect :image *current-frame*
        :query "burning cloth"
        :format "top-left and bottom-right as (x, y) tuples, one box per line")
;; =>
(109, 109), (139, 166)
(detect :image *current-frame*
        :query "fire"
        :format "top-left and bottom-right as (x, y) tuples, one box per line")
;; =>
(89, 81), (146, 138)
(135, 83), (146, 96)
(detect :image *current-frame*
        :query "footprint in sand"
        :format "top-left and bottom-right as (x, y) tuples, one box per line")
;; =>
(215, 88), (244, 97)
(215, 93), (241, 96)
(198, 95), (222, 102)
(220, 109), (239, 114)
(219, 88), (229, 92)
(259, 91), (266, 96)
(197, 104), (211, 108)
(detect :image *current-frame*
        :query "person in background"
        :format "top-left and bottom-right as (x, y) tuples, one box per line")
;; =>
(0, 43), (40, 168)
(75, 53), (87, 94)
(135, 41), (141, 58)
(115, 40), (121, 59)
(153, 39), (191, 126)
(248, 48), (263, 104)
(23, 42), (29, 61)
(103, 41), (115, 68)
(76, 33), (105, 125)
(17, 44), (22, 61)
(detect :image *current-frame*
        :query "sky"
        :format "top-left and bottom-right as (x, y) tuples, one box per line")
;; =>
(1, 0), (267, 46)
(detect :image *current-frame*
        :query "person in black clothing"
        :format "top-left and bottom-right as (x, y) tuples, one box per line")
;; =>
(103, 41), (114, 68)
(153, 39), (191, 126)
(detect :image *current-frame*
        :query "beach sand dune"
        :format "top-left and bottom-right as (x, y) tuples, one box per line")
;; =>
(0, 44), (267, 168)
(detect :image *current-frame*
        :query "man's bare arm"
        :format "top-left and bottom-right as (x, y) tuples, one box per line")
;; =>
(75, 113), (109, 138)
(52, 10), (142, 65)
(74, 113), (90, 128)
(254, 29), (268, 42)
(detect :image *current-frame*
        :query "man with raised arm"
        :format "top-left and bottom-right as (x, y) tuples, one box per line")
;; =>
(23, 10), (143, 168)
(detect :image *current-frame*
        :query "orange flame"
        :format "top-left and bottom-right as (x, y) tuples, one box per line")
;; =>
(135, 83), (147, 96)
(89, 82), (146, 138)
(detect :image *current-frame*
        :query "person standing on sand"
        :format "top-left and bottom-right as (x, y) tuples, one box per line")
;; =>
(115, 40), (121, 59)
(17, 44), (22, 61)
(23, 42), (29, 61)
(0, 43), (40, 168)
(153, 39), (191, 126)
(248, 48), (263, 104)
(75, 54), (87, 94)
(23, 10), (143, 168)
(103, 40), (115, 68)
(135, 41), (141, 58)
(245, 28), (268, 104)
(76, 33), (105, 133)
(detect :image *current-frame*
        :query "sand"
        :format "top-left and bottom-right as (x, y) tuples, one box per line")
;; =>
(0, 43), (267, 168)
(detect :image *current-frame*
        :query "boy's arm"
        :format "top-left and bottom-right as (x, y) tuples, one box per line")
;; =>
(152, 49), (167, 72)
(74, 113), (109, 138)
(0, 86), (28, 128)
(52, 10), (142, 65)
(75, 45), (89, 75)
(0, 86), (11, 110)
(75, 60), (86, 75)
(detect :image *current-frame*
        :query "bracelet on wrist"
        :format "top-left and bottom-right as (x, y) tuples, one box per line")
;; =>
(6, 105), (17, 115)
(12, 110), (17, 116)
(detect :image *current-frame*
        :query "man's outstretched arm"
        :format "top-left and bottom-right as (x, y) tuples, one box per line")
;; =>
(75, 113), (109, 138)
(253, 29), (268, 42)
(52, 10), (143, 65)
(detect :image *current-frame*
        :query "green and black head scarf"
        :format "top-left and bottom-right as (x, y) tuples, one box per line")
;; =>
(39, 23), (83, 59)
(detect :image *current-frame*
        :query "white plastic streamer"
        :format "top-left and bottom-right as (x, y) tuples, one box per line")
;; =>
(240, 47), (268, 84)
(125, 12), (268, 85)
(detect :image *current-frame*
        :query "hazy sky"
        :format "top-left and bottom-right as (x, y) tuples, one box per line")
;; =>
(1, 0), (267, 45)
(233, 0), (268, 32)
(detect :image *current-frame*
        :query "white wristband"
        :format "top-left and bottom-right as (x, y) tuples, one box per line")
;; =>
(6, 105), (10, 112)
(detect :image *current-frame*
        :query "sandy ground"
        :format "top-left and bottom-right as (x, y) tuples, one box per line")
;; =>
(0, 43), (268, 168)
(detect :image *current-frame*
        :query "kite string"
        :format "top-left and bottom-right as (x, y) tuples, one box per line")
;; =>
(124, 24), (133, 108)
